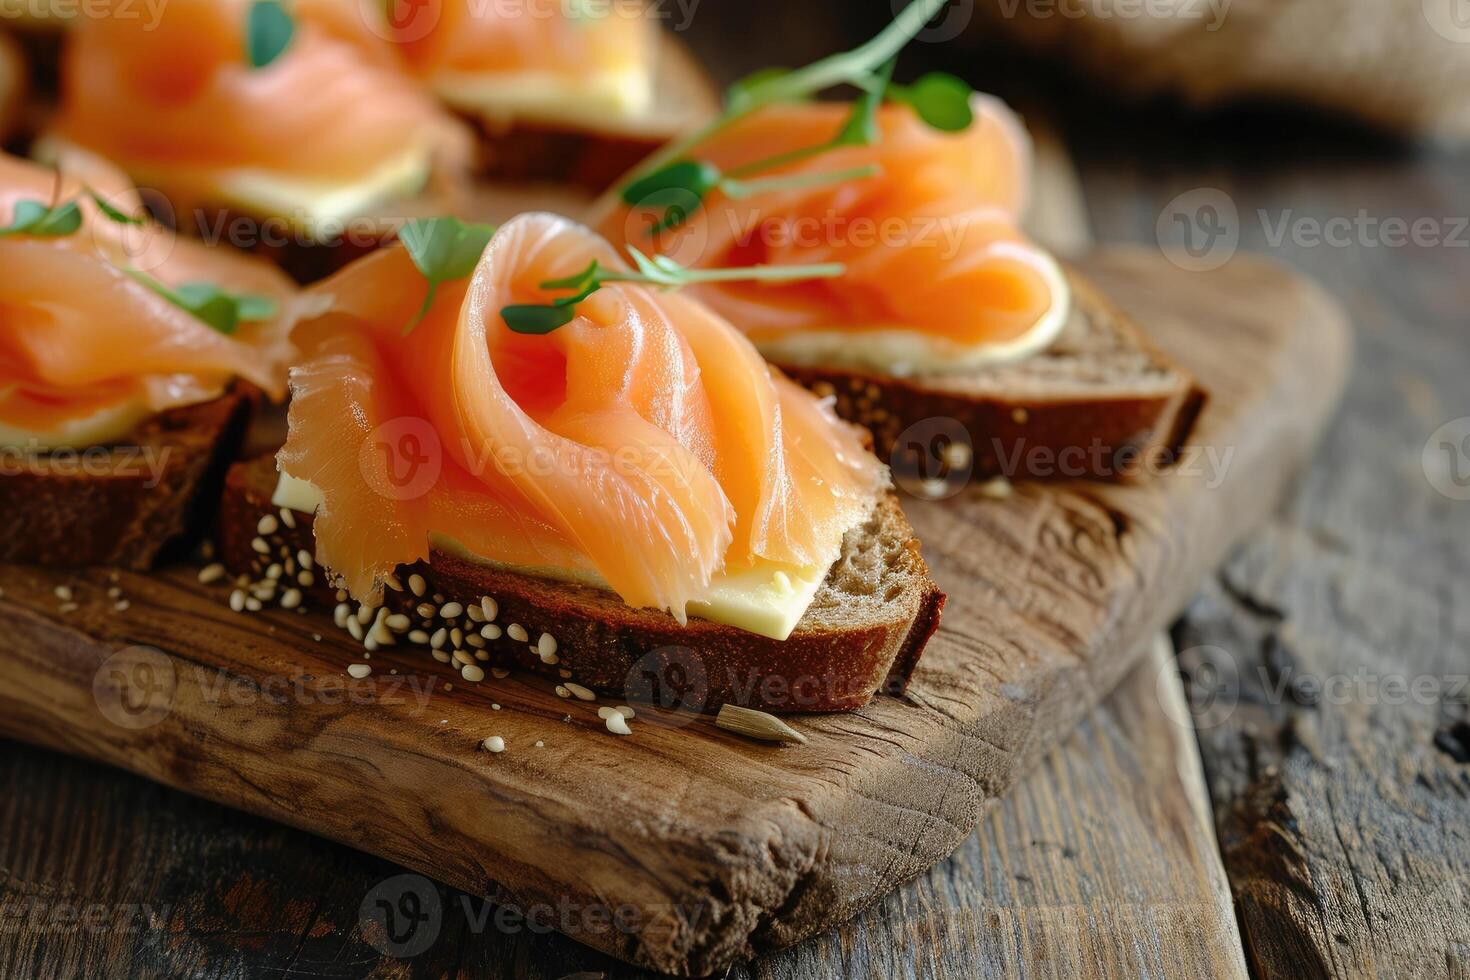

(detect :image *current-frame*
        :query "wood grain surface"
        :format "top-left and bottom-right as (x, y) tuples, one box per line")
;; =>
(0, 246), (1349, 974)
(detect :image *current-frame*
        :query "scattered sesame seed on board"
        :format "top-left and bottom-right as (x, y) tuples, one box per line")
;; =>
(598, 706), (636, 720)
(229, 590), (246, 612)
(491, 703), (501, 710)
(481, 735), (505, 753)
(605, 713), (632, 736)
(54, 585), (73, 602)
(59, 602), (79, 614)
(107, 586), (122, 599)
(245, 597), (263, 612)
(491, 667), (510, 679)
(555, 685), (570, 699)
(347, 664), (371, 679)
(535, 740), (544, 748)
(564, 683), (596, 702)
(114, 600), (130, 612)
(197, 563), (226, 585)
(616, 705), (635, 718)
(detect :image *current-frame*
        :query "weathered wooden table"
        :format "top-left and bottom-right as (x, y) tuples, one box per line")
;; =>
(2, 5), (1467, 978)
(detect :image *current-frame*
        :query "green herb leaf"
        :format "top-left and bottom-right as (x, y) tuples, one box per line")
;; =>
(620, 160), (723, 234)
(399, 216), (497, 333)
(724, 67), (791, 114)
(85, 187), (146, 226)
(502, 304), (578, 335)
(246, 0), (294, 69)
(891, 72), (974, 132)
(127, 270), (277, 335)
(0, 198), (83, 237)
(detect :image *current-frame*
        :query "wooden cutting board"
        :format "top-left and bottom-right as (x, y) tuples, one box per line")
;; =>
(0, 248), (1350, 976)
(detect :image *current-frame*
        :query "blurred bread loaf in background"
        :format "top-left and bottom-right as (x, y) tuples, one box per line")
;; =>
(965, 0), (1470, 142)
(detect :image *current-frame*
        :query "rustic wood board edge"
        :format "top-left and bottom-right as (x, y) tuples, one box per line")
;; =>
(0, 249), (1351, 975)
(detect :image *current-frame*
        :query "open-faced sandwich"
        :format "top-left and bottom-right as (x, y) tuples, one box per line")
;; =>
(37, 0), (468, 283)
(217, 212), (944, 712)
(0, 148), (298, 567)
(595, 2), (1205, 482)
(387, 0), (716, 192)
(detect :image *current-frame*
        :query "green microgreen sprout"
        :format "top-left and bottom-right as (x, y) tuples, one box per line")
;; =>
(246, 0), (295, 68)
(398, 216), (499, 334)
(126, 269), (279, 336)
(500, 249), (845, 335)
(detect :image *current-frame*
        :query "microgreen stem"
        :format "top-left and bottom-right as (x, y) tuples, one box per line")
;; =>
(721, 164), (882, 200)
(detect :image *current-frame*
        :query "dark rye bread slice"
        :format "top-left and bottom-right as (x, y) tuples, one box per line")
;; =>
(782, 267), (1207, 483)
(0, 387), (255, 569)
(218, 454), (944, 714)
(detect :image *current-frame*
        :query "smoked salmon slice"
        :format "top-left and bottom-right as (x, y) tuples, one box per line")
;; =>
(278, 213), (886, 619)
(388, 0), (654, 113)
(598, 96), (1066, 356)
(48, 0), (460, 211)
(0, 150), (299, 439)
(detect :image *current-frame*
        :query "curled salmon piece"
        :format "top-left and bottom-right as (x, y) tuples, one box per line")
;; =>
(0, 150), (300, 441)
(279, 213), (885, 619)
(390, 0), (654, 114)
(599, 96), (1068, 366)
(49, 0), (462, 216)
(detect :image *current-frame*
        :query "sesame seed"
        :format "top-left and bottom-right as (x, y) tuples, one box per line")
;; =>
(450, 628), (464, 650)
(198, 564), (226, 585)
(555, 685), (570, 698)
(381, 613), (407, 632)
(312, 634), (322, 642)
(466, 634), (486, 649)
(347, 618), (364, 641)
(491, 667), (510, 679)
(54, 586), (73, 602)
(466, 605), (484, 624)
(265, 563), (283, 581)
(461, 664), (485, 683)
(251, 537), (270, 555)
(605, 713), (632, 736)
(257, 514), (279, 536)
(565, 683), (596, 702)
(334, 603), (351, 628)
(59, 602), (78, 614)
(295, 549), (312, 570)
(537, 633), (557, 658)
(245, 597), (263, 612)
(408, 629), (429, 644)
(491, 703), (500, 710)
(507, 623), (528, 642)
(430, 628), (448, 650)
(480, 597), (498, 621)
(107, 586), (122, 599)
(432, 593), (445, 603)
(416, 603), (435, 619)
(278, 508), (296, 529)
(615, 705), (635, 719)
(452, 649), (474, 668)
(114, 600), (130, 612)
(408, 573), (426, 597)
(364, 637), (379, 652)
(280, 589), (303, 610)
(431, 650), (452, 664)
(385, 574), (403, 592)
(481, 736), (504, 753)
(481, 624), (502, 640)
(535, 740), (544, 748)
(440, 602), (464, 619)
(597, 706), (617, 719)
(229, 590), (246, 612)
(474, 650), (489, 661)
(297, 571), (315, 588)
(558, 669), (572, 679)
(347, 664), (371, 679)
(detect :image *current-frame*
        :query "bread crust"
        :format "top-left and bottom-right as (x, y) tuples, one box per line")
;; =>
(0, 388), (254, 569)
(218, 455), (944, 713)
(780, 268), (1208, 483)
